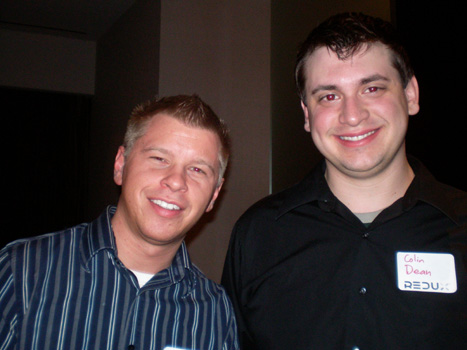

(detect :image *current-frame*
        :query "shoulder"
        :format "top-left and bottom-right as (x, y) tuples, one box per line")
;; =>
(410, 157), (467, 224)
(434, 181), (467, 224)
(236, 182), (304, 226)
(190, 264), (233, 299)
(232, 174), (320, 245)
(185, 267), (239, 345)
(0, 223), (88, 269)
(418, 171), (467, 225)
(0, 225), (85, 305)
(236, 162), (326, 230)
(435, 181), (467, 202)
(4, 223), (86, 248)
(186, 266), (237, 320)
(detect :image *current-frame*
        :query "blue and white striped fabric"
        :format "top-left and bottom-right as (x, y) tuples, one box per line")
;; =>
(0, 206), (239, 350)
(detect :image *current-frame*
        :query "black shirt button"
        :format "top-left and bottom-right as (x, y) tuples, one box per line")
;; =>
(359, 287), (367, 295)
(128, 346), (135, 350)
(362, 232), (370, 238)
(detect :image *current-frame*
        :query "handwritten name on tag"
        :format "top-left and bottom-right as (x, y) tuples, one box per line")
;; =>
(396, 252), (457, 293)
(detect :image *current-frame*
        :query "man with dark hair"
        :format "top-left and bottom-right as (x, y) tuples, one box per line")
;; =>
(222, 12), (467, 349)
(0, 95), (239, 349)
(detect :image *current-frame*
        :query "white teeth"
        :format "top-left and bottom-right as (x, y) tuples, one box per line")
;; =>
(340, 130), (375, 141)
(151, 199), (181, 210)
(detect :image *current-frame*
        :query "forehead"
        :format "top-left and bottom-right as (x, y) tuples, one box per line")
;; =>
(139, 113), (221, 158)
(304, 43), (397, 87)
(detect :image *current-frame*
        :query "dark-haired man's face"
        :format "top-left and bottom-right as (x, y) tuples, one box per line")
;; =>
(301, 43), (419, 181)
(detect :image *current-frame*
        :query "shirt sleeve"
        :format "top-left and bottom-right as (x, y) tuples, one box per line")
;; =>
(0, 247), (19, 350)
(222, 299), (240, 350)
(221, 221), (256, 349)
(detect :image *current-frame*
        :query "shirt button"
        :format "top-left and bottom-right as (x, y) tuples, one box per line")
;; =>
(362, 232), (370, 238)
(359, 287), (367, 295)
(128, 346), (135, 350)
(352, 347), (360, 350)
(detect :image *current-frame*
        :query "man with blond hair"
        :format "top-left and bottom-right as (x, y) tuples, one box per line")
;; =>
(1, 94), (239, 350)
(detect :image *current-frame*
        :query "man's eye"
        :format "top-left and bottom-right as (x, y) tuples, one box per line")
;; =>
(366, 86), (382, 93)
(151, 156), (166, 162)
(320, 94), (337, 101)
(191, 167), (206, 174)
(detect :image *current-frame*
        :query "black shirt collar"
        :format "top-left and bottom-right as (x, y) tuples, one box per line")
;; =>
(277, 156), (464, 226)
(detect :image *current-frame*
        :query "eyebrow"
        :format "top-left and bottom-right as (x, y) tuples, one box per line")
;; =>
(311, 84), (337, 95)
(311, 74), (390, 95)
(360, 74), (390, 85)
(143, 147), (217, 175)
(143, 147), (169, 155)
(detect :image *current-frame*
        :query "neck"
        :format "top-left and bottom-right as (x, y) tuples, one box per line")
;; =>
(111, 214), (180, 275)
(325, 157), (414, 214)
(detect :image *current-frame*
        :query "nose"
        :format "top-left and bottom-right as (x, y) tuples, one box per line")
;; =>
(161, 168), (188, 192)
(339, 96), (369, 126)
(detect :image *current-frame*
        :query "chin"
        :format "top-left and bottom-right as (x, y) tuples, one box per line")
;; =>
(339, 158), (386, 177)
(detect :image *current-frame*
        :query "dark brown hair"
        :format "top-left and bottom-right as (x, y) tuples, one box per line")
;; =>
(295, 12), (414, 102)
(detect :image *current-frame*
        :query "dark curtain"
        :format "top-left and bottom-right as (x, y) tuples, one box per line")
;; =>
(1, 86), (92, 249)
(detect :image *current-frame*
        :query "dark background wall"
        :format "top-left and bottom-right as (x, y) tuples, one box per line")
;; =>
(87, 0), (160, 219)
(395, 0), (466, 192)
(1, 88), (92, 249)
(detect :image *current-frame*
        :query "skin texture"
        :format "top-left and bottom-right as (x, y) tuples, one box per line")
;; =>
(111, 114), (223, 274)
(301, 43), (420, 212)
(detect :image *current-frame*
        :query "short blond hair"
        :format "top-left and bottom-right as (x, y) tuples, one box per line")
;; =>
(123, 95), (230, 184)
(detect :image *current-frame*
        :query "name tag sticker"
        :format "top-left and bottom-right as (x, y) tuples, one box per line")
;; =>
(396, 252), (457, 293)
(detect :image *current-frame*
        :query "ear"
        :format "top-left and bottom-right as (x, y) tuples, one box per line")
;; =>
(301, 100), (312, 133)
(113, 146), (126, 186)
(405, 76), (420, 116)
(205, 178), (224, 212)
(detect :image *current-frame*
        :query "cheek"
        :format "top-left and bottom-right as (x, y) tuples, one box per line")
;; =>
(121, 167), (155, 196)
(190, 183), (219, 212)
(309, 110), (334, 139)
(377, 100), (410, 131)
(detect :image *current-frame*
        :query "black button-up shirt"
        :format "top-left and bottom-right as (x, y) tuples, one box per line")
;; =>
(222, 157), (467, 349)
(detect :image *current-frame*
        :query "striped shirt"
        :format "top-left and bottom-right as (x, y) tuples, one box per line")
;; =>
(0, 206), (239, 350)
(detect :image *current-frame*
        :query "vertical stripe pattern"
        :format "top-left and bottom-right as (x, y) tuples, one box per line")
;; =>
(0, 206), (239, 350)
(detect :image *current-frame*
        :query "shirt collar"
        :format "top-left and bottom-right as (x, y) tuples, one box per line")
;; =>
(276, 159), (334, 219)
(168, 240), (195, 282)
(276, 157), (464, 226)
(80, 205), (118, 270)
(80, 205), (197, 283)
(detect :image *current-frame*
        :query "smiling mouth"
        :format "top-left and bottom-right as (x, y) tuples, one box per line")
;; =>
(339, 130), (376, 141)
(150, 199), (181, 211)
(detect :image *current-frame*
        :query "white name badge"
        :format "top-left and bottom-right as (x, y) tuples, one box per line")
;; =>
(396, 252), (457, 293)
